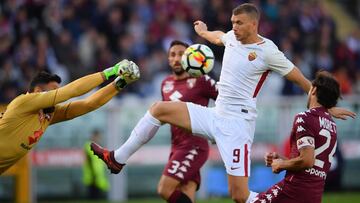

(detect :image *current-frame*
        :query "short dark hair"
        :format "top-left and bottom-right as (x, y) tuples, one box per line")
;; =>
(169, 40), (189, 50)
(233, 3), (260, 20)
(312, 71), (340, 109)
(29, 71), (61, 92)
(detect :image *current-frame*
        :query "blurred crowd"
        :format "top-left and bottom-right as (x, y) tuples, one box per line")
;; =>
(0, 0), (359, 103)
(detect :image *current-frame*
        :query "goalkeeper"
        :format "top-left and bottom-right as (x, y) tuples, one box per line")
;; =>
(0, 59), (140, 175)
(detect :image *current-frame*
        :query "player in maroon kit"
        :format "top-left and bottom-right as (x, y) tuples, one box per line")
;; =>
(252, 71), (340, 203)
(157, 40), (218, 203)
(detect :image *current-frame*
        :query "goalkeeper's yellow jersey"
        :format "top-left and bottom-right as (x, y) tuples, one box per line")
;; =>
(0, 90), (71, 174)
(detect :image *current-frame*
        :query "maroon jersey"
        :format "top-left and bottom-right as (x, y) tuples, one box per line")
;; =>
(161, 75), (218, 150)
(254, 107), (337, 203)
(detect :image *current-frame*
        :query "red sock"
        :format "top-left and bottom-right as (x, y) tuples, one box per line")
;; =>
(167, 190), (192, 203)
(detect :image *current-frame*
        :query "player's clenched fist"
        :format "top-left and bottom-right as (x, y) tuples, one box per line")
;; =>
(114, 61), (140, 89)
(194, 20), (208, 35)
(271, 158), (284, 174)
(264, 152), (279, 167)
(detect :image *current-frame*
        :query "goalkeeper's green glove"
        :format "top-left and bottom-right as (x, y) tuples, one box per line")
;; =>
(103, 59), (131, 80)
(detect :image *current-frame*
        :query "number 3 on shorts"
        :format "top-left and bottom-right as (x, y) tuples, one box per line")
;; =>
(168, 160), (180, 174)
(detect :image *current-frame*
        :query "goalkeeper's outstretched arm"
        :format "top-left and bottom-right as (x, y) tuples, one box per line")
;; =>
(54, 59), (134, 104)
(51, 80), (118, 124)
(51, 62), (140, 124)
(19, 60), (132, 113)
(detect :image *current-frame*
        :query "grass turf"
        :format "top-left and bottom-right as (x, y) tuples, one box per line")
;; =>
(37, 192), (360, 203)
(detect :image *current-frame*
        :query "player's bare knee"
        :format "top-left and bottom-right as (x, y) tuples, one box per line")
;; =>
(157, 181), (173, 200)
(149, 101), (165, 119)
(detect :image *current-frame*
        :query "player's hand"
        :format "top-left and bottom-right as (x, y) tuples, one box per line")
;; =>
(264, 152), (279, 167)
(194, 20), (208, 36)
(103, 59), (131, 80)
(271, 158), (284, 174)
(328, 107), (356, 120)
(114, 61), (140, 89)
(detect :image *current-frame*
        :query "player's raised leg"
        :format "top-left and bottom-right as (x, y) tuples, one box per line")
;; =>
(150, 101), (192, 129)
(91, 101), (192, 174)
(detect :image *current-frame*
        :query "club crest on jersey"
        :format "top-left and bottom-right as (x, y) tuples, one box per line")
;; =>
(187, 78), (196, 89)
(248, 52), (257, 61)
(163, 81), (174, 93)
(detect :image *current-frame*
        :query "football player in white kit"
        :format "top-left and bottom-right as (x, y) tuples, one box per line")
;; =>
(90, 3), (355, 203)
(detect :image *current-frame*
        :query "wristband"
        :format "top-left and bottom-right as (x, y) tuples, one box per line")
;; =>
(103, 67), (116, 80)
(114, 77), (127, 90)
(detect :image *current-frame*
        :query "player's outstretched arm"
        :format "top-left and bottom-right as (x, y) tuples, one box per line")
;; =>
(55, 59), (132, 103)
(285, 68), (356, 119)
(20, 60), (131, 113)
(328, 107), (356, 120)
(51, 61), (140, 124)
(194, 20), (225, 46)
(284, 67), (312, 93)
(271, 146), (314, 174)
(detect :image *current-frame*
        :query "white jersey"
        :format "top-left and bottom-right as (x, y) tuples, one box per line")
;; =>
(215, 30), (294, 119)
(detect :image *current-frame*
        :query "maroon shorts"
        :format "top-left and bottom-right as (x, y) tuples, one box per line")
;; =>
(162, 146), (209, 189)
(252, 180), (322, 203)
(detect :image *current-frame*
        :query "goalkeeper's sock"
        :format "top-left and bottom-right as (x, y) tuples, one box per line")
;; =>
(168, 190), (192, 203)
(246, 191), (259, 203)
(114, 111), (162, 164)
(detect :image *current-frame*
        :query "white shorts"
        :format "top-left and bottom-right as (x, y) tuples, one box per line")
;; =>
(186, 102), (255, 176)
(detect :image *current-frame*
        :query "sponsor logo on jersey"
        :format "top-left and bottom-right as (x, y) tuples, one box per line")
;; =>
(179, 166), (188, 173)
(185, 154), (195, 161)
(163, 81), (174, 93)
(305, 167), (327, 179)
(187, 78), (196, 89)
(296, 117), (304, 124)
(265, 194), (273, 201)
(20, 128), (44, 150)
(230, 166), (241, 170)
(28, 129), (44, 145)
(175, 172), (184, 179)
(271, 188), (279, 197)
(248, 52), (257, 61)
(297, 126), (305, 132)
(189, 149), (198, 155)
(182, 160), (191, 167)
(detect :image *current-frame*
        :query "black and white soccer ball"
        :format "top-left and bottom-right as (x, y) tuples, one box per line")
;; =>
(181, 44), (215, 77)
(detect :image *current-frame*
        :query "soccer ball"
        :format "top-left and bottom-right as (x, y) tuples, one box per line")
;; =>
(181, 44), (215, 77)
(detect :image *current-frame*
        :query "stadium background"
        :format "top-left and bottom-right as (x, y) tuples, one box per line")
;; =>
(0, 0), (359, 202)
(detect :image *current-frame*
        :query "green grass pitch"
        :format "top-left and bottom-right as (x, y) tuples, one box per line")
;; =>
(39, 192), (360, 203)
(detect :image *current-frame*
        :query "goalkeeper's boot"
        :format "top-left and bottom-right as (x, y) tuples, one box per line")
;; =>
(90, 142), (124, 174)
